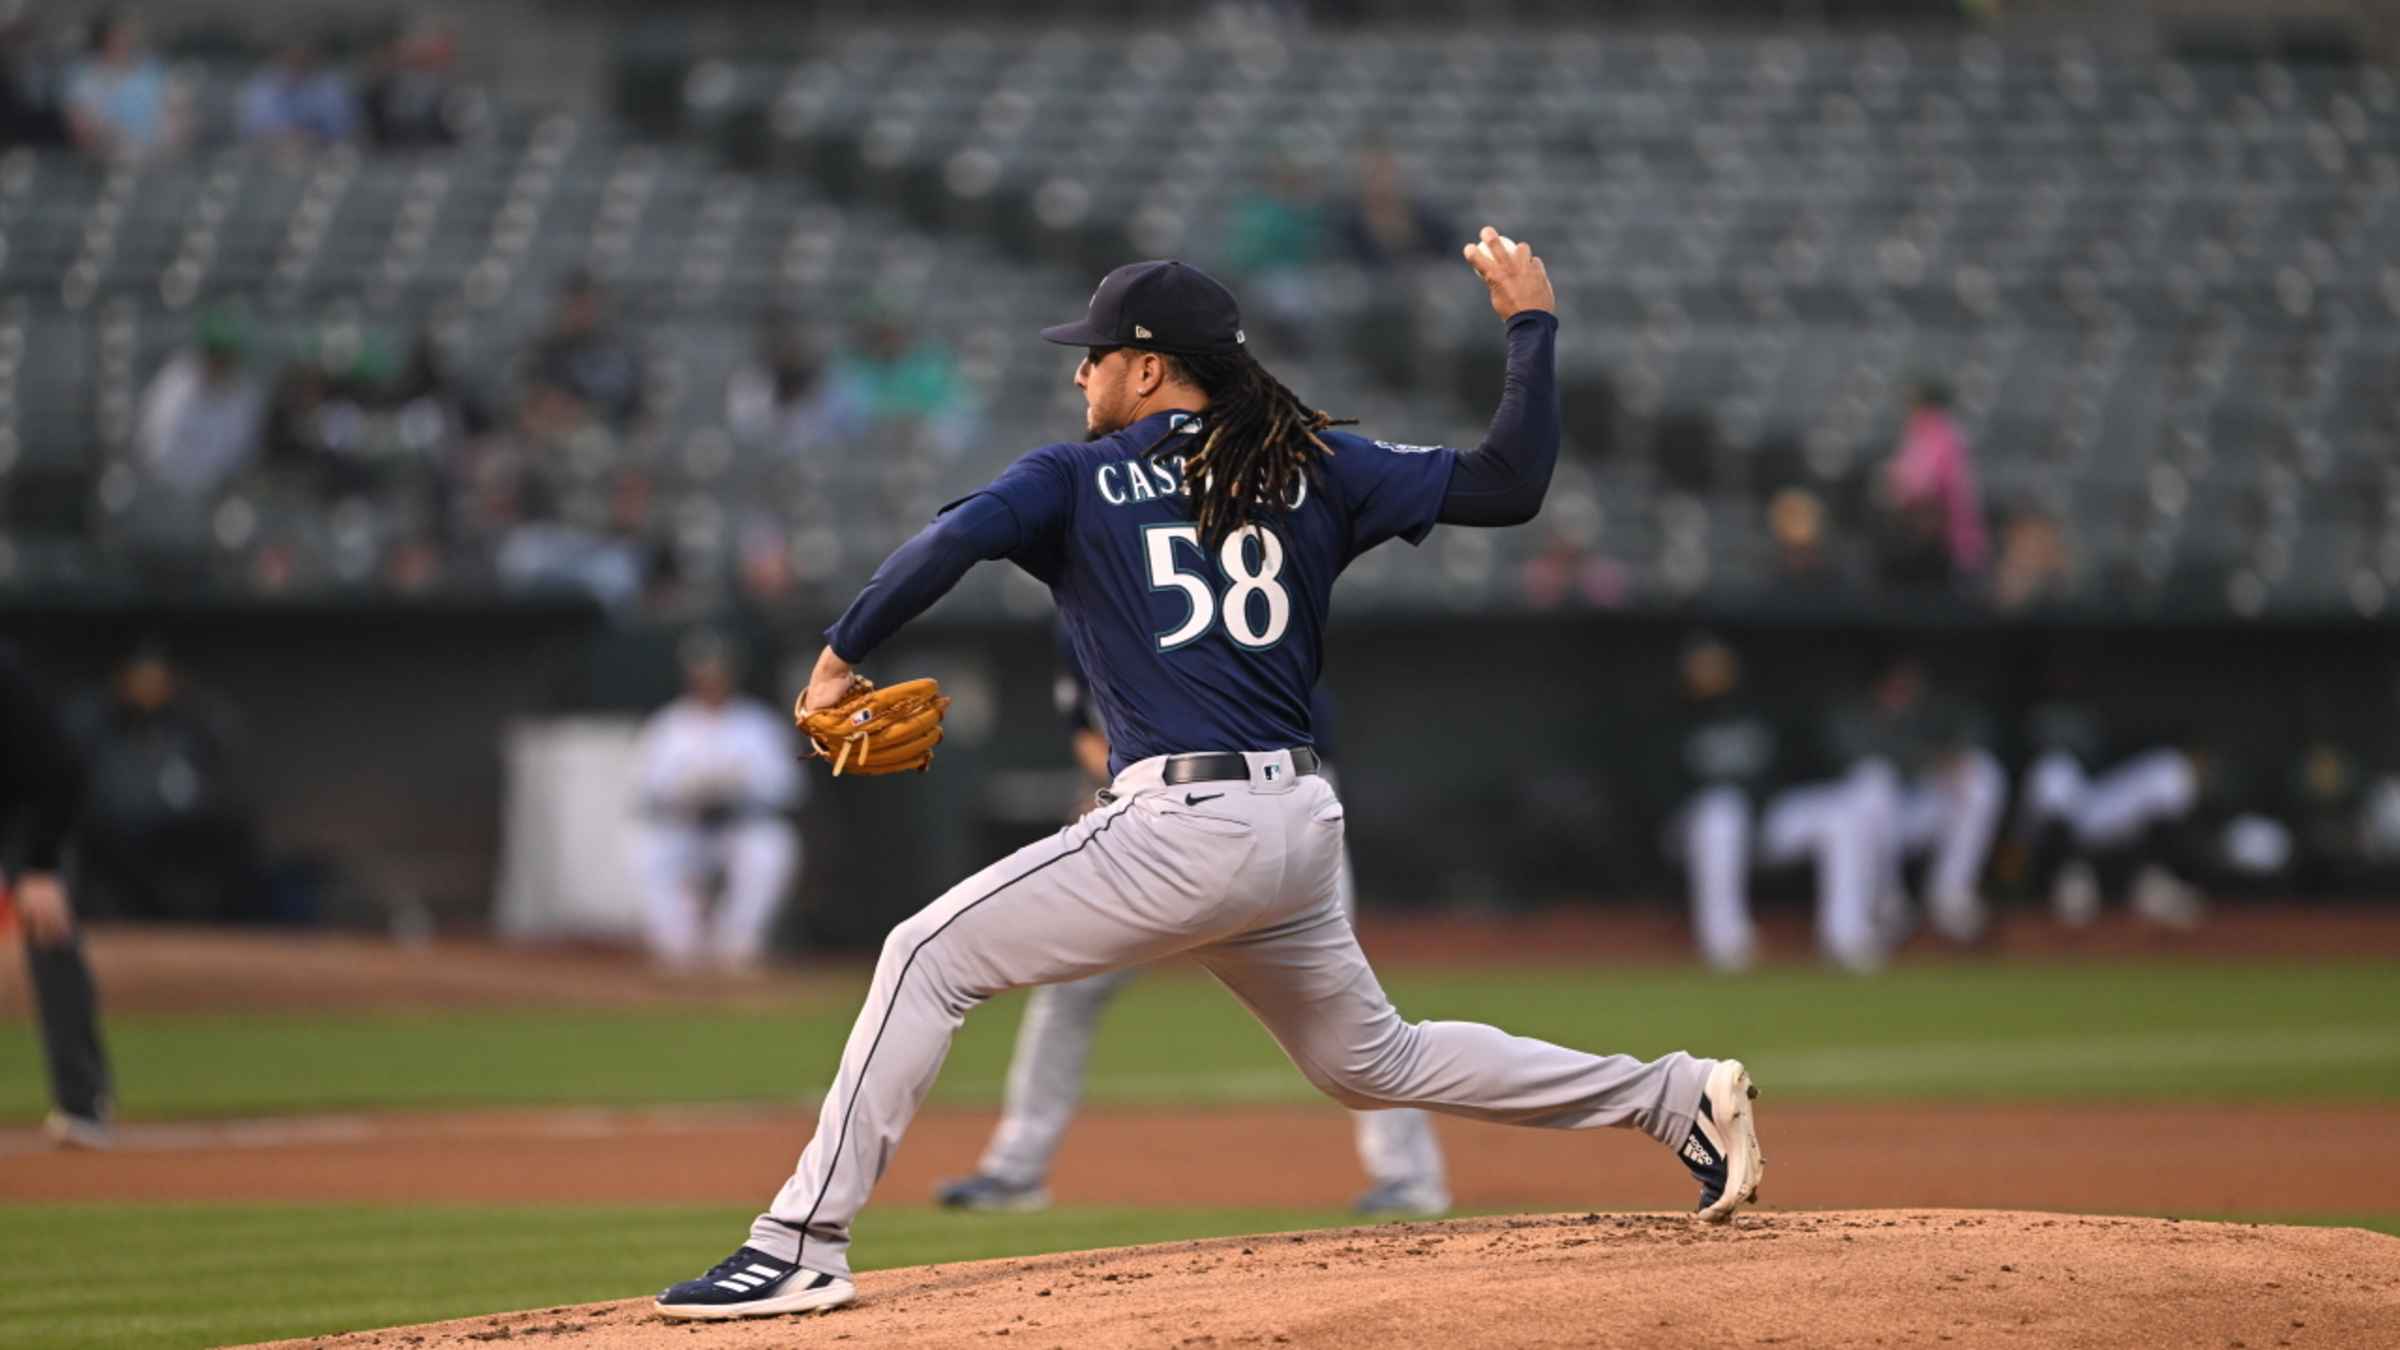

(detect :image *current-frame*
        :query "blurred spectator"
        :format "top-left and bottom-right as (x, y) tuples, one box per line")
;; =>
(391, 324), (490, 435)
(814, 317), (973, 458)
(524, 269), (644, 435)
(260, 345), (407, 501)
(379, 322), (492, 561)
(0, 6), (68, 148)
(734, 518), (798, 607)
(382, 533), (445, 593)
(1221, 158), (1327, 351)
(261, 362), (344, 487)
(1876, 380), (1987, 588)
(62, 641), (263, 923)
(238, 38), (357, 149)
(363, 17), (466, 150)
(1335, 146), (1452, 271)
(494, 468), (665, 613)
(1991, 505), (2073, 611)
(1766, 487), (1847, 591)
(64, 9), (186, 163)
(726, 314), (828, 457)
(494, 479), (634, 608)
(605, 468), (690, 616)
(632, 630), (803, 971)
(1328, 145), (1448, 383)
(134, 309), (266, 498)
(1520, 534), (1629, 610)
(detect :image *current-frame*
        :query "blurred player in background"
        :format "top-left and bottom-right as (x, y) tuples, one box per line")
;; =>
(1833, 654), (2008, 955)
(937, 629), (1450, 1218)
(0, 644), (114, 1148)
(2017, 688), (2207, 931)
(1667, 633), (1886, 973)
(64, 640), (261, 923)
(632, 631), (804, 971)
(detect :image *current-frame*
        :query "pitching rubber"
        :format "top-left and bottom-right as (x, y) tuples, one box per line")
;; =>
(1695, 1059), (1765, 1224)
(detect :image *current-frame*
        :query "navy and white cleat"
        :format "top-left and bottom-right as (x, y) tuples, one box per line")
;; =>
(1680, 1058), (1765, 1224)
(934, 1173), (1052, 1213)
(655, 1246), (855, 1321)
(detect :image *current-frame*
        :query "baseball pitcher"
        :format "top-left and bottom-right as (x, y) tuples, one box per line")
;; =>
(656, 234), (1765, 1320)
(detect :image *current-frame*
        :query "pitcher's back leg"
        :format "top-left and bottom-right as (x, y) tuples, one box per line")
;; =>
(1199, 898), (1709, 1142)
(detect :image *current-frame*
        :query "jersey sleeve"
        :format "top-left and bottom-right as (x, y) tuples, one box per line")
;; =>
(826, 444), (1078, 661)
(1323, 432), (1460, 558)
(955, 442), (1077, 581)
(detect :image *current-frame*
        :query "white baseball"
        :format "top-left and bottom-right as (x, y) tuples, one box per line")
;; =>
(1478, 234), (1521, 265)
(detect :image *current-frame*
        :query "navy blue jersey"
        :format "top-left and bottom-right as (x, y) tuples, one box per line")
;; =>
(1053, 617), (1342, 763)
(986, 412), (1450, 773)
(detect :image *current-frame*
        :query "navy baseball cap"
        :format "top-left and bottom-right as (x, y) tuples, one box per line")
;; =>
(1040, 260), (1247, 357)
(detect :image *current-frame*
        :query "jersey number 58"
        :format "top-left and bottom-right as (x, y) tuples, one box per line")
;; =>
(1144, 524), (1292, 651)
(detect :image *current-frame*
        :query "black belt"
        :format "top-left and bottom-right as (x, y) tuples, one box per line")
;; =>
(1160, 747), (1321, 786)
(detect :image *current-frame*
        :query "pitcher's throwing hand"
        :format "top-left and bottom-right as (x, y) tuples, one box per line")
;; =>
(1464, 225), (1555, 320)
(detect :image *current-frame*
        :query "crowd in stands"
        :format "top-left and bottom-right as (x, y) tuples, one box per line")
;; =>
(0, 10), (2385, 630)
(123, 267), (980, 615)
(0, 7), (469, 162)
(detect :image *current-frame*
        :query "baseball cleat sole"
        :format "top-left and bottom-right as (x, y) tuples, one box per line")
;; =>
(1695, 1059), (1764, 1224)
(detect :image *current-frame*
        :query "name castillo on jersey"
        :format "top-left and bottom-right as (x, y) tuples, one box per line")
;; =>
(1090, 414), (1311, 513)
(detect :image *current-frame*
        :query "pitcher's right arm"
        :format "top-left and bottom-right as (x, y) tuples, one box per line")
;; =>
(1438, 226), (1560, 528)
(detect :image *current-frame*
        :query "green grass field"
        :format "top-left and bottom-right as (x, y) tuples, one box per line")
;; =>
(4, 960), (2396, 1121)
(4, 958), (2396, 1347)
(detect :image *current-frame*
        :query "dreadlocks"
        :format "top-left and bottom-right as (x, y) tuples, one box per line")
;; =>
(1149, 350), (1356, 551)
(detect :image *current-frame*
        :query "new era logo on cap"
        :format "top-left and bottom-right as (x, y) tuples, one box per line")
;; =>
(1039, 260), (1247, 357)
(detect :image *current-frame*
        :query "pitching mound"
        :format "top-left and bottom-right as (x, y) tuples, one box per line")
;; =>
(254, 1210), (2400, 1350)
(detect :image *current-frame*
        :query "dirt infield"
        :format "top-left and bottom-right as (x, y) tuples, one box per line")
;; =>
(6, 1101), (2395, 1217)
(248, 1210), (2400, 1350)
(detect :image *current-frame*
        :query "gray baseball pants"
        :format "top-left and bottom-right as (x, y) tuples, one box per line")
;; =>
(748, 749), (1713, 1280)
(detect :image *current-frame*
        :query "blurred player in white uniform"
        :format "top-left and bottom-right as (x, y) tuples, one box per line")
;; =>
(1668, 635), (1887, 973)
(633, 632), (804, 970)
(935, 631), (1450, 1218)
(1834, 655), (2008, 953)
(2018, 696), (2206, 930)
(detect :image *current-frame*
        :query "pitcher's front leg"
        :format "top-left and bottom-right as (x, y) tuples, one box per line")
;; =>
(740, 798), (1151, 1281)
